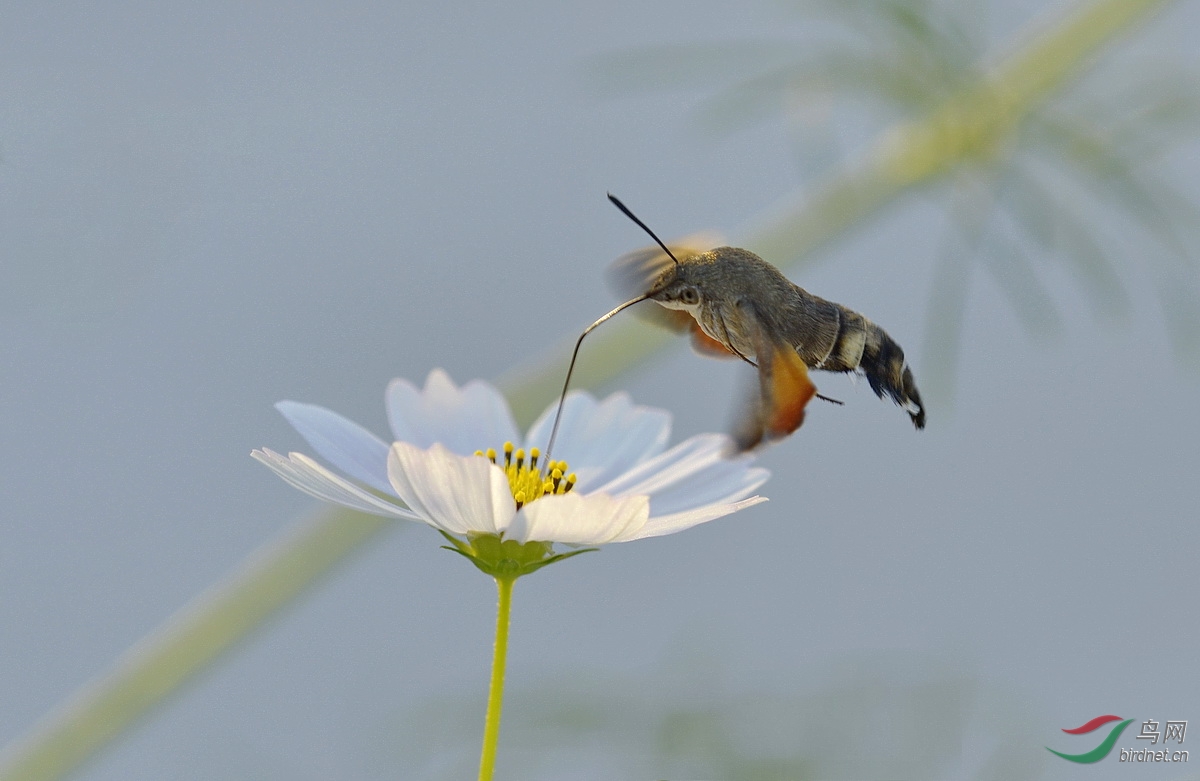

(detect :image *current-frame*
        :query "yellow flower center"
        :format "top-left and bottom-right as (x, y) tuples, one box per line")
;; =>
(475, 441), (577, 509)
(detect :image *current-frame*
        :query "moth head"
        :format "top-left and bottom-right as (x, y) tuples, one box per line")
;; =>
(604, 194), (719, 313)
(649, 268), (703, 312)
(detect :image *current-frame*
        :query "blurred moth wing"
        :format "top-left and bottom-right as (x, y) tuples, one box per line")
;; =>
(607, 230), (725, 299)
(606, 231), (726, 340)
(730, 301), (818, 450)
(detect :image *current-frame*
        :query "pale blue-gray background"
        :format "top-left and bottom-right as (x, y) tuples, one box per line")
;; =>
(1, 1), (1197, 779)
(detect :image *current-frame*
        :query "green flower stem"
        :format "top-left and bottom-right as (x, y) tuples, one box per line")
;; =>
(477, 577), (515, 781)
(0, 2), (1174, 779)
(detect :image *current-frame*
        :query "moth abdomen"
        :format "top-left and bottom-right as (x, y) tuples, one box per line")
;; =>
(786, 294), (925, 430)
(858, 323), (926, 429)
(817, 303), (868, 372)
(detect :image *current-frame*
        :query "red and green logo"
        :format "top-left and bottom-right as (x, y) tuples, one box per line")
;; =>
(1047, 715), (1135, 763)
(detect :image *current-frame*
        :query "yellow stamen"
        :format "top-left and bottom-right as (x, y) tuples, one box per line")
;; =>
(480, 441), (574, 506)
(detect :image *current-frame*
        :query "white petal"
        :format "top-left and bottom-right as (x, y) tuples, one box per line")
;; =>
(592, 432), (767, 515)
(523, 391), (671, 491)
(251, 448), (421, 520)
(386, 441), (516, 535)
(508, 493), (649, 545)
(617, 496), (768, 542)
(275, 401), (393, 495)
(643, 458), (769, 517)
(645, 465), (770, 516)
(592, 432), (725, 495)
(385, 369), (520, 456)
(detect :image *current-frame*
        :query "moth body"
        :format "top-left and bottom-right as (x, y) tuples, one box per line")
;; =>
(648, 246), (926, 435)
(603, 194), (924, 449)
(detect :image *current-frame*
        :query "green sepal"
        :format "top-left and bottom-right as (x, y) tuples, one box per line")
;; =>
(437, 529), (474, 556)
(437, 530), (598, 579)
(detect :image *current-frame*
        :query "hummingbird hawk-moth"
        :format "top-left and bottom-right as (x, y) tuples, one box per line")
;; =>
(607, 195), (925, 450)
(541, 195), (926, 463)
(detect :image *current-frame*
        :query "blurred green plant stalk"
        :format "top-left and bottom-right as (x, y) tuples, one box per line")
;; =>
(745, 0), (1171, 265)
(0, 508), (390, 781)
(0, 0), (1176, 778)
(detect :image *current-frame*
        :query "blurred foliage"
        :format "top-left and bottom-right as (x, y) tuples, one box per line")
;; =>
(379, 657), (1047, 780)
(587, 0), (1200, 406)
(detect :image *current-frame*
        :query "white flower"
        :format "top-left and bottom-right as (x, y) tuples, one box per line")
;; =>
(253, 369), (768, 546)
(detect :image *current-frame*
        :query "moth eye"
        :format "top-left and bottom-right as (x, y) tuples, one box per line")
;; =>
(679, 286), (700, 305)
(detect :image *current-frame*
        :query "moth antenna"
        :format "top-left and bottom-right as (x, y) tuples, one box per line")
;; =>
(543, 291), (653, 467)
(607, 193), (680, 269)
(815, 393), (844, 406)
